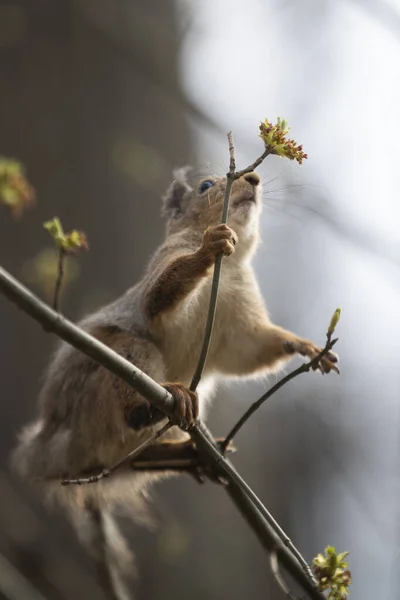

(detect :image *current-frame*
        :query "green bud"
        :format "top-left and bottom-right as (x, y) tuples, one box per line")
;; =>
(44, 217), (88, 254)
(328, 308), (341, 335)
(44, 217), (65, 248)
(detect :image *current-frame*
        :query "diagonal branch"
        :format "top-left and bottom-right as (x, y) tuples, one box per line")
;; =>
(0, 266), (176, 414)
(234, 146), (272, 180)
(221, 333), (338, 452)
(0, 264), (325, 600)
(270, 549), (300, 600)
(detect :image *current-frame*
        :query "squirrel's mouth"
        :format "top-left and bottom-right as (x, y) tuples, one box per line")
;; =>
(233, 191), (256, 207)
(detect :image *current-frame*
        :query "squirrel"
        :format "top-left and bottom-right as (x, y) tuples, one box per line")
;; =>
(11, 166), (338, 599)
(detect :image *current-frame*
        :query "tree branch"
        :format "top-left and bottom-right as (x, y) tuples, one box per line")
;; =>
(190, 135), (272, 391)
(270, 549), (300, 600)
(53, 248), (65, 311)
(234, 146), (272, 180)
(61, 421), (173, 485)
(0, 266), (176, 414)
(58, 438), (236, 479)
(0, 264), (325, 600)
(190, 131), (236, 391)
(221, 333), (338, 451)
(224, 481), (320, 598)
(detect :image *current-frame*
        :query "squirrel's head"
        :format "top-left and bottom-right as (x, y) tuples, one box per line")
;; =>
(162, 167), (262, 250)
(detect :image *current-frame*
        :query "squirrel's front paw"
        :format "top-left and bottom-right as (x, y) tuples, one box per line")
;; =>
(201, 224), (238, 259)
(162, 382), (199, 430)
(284, 339), (339, 374)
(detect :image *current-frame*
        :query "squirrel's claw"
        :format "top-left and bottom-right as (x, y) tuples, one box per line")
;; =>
(162, 382), (199, 430)
(286, 339), (340, 375)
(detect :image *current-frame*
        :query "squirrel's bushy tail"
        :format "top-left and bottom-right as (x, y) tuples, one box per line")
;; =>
(73, 500), (135, 600)
(12, 420), (147, 600)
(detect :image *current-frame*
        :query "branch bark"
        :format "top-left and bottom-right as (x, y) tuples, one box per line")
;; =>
(53, 248), (65, 311)
(0, 264), (325, 600)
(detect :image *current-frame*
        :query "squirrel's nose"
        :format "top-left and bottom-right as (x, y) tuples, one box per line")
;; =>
(244, 172), (260, 187)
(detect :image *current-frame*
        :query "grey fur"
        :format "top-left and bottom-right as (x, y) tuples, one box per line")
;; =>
(11, 167), (338, 599)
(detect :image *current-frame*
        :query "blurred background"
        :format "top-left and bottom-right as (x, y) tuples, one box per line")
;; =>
(0, 0), (400, 598)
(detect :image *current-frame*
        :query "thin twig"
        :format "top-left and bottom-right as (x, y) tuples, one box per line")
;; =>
(234, 146), (272, 180)
(188, 133), (319, 583)
(221, 334), (338, 452)
(58, 437), (236, 479)
(53, 248), (65, 311)
(0, 265), (325, 600)
(190, 137), (273, 392)
(61, 421), (173, 485)
(270, 549), (301, 600)
(190, 131), (236, 391)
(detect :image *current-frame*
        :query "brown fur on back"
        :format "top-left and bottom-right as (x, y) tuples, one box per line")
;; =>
(12, 167), (338, 599)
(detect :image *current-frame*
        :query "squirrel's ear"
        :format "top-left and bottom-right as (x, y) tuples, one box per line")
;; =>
(161, 166), (193, 219)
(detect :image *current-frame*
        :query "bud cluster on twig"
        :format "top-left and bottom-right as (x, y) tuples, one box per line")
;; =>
(43, 217), (89, 311)
(313, 546), (352, 600)
(0, 157), (35, 219)
(259, 117), (308, 164)
(43, 217), (89, 254)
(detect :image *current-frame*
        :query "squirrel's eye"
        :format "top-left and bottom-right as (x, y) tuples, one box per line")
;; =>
(199, 180), (215, 194)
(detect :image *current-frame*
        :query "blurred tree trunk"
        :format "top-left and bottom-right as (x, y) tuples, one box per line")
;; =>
(0, 1), (192, 598)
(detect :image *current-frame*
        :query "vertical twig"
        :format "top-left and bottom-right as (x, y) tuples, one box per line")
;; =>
(190, 137), (274, 392)
(53, 248), (65, 311)
(188, 133), (318, 584)
(190, 132), (236, 391)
